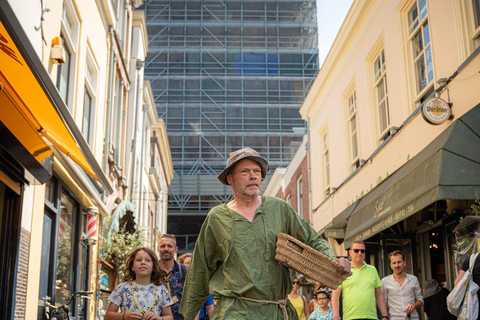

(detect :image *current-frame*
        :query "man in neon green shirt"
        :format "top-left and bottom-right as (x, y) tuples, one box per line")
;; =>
(332, 241), (389, 320)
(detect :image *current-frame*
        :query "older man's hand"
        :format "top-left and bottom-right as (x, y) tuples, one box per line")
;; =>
(334, 257), (352, 277)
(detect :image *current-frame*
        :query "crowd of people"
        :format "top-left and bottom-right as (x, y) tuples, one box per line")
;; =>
(102, 148), (473, 320)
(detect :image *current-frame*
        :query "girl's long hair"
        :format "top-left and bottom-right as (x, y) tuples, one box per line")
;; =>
(122, 247), (165, 285)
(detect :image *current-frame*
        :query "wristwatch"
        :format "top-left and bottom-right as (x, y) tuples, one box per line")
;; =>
(382, 316), (389, 319)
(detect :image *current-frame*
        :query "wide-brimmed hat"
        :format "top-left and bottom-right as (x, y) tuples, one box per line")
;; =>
(217, 148), (269, 185)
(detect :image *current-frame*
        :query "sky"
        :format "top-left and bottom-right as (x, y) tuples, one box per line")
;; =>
(316, 0), (354, 66)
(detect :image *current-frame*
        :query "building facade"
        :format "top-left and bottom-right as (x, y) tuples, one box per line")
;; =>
(0, 1), (172, 319)
(300, 0), (480, 290)
(264, 136), (311, 223)
(141, 0), (319, 250)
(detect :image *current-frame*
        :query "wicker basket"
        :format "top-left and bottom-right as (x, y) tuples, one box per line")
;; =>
(275, 233), (351, 289)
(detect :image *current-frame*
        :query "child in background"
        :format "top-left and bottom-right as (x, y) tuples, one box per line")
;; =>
(309, 289), (334, 320)
(105, 247), (173, 320)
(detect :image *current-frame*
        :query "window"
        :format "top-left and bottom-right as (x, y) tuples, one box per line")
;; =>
(56, 1), (79, 109)
(347, 91), (360, 171)
(116, 0), (128, 52)
(40, 180), (89, 319)
(408, 0), (433, 95)
(473, 0), (480, 47)
(82, 89), (93, 143)
(474, 0), (480, 29)
(286, 194), (291, 206)
(82, 49), (97, 146)
(374, 50), (390, 141)
(56, 36), (71, 104)
(451, 0), (480, 61)
(111, 75), (124, 163)
(321, 131), (330, 197)
(297, 176), (303, 217)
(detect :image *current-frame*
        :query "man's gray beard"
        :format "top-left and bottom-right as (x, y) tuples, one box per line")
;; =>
(161, 254), (173, 261)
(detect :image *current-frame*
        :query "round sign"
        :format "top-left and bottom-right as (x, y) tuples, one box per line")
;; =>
(421, 97), (452, 125)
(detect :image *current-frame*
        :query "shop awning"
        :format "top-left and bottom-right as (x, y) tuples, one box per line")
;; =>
(342, 104), (480, 248)
(324, 198), (363, 239)
(0, 3), (112, 193)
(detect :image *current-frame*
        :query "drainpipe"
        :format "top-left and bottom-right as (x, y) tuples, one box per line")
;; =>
(306, 116), (313, 226)
(138, 103), (148, 218)
(129, 60), (144, 202)
(103, 27), (116, 173)
(154, 193), (159, 252)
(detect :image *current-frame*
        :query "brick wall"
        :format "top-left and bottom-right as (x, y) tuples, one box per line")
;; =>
(275, 156), (310, 223)
(14, 227), (30, 320)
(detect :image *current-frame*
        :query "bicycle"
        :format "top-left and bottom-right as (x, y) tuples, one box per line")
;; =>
(43, 291), (93, 320)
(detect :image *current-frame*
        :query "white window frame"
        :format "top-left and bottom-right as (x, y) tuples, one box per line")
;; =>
(472, 0), (480, 42)
(373, 50), (390, 143)
(57, 0), (79, 111)
(408, 0), (434, 97)
(82, 47), (98, 147)
(111, 73), (124, 162)
(321, 131), (330, 198)
(297, 176), (303, 217)
(347, 90), (360, 171)
(286, 194), (291, 206)
(452, 0), (480, 60)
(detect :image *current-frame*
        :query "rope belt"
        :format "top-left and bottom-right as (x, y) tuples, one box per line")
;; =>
(236, 296), (288, 320)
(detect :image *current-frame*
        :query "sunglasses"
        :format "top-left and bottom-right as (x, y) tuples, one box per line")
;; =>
(352, 249), (365, 253)
(161, 234), (176, 239)
(292, 281), (299, 285)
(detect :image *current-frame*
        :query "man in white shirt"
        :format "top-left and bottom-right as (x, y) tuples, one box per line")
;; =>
(381, 250), (423, 320)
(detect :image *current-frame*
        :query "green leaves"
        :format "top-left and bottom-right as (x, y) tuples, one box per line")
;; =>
(98, 216), (147, 279)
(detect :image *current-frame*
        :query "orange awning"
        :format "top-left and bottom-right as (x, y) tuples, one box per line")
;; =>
(0, 19), (99, 180)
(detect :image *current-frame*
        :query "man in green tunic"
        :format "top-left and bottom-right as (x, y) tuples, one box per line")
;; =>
(179, 148), (351, 320)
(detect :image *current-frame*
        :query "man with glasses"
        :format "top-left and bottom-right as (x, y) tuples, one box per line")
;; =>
(159, 234), (188, 320)
(179, 148), (351, 320)
(332, 241), (389, 320)
(381, 251), (423, 320)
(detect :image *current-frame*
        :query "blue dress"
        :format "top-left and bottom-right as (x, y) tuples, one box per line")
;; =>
(309, 307), (334, 320)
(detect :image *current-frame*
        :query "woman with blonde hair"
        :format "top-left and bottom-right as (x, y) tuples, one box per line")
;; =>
(178, 253), (192, 267)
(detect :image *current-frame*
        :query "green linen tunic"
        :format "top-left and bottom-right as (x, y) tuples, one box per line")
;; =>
(179, 196), (336, 320)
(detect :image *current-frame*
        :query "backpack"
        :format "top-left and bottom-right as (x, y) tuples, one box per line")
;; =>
(178, 263), (187, 282)
(447, 253), (479, 318)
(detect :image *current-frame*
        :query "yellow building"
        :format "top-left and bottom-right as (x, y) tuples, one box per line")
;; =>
(300, 0), (480, 287)
(0, 1), (172, 319)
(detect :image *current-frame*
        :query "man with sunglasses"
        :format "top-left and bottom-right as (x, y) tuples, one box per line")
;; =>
(179, 148), (351, 320)
(381, 251), (423, 320)
(159, 234), (188, 320)
(332, 241), (389, 320)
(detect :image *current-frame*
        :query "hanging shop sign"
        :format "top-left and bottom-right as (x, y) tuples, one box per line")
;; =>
(421, 96), (453, 125)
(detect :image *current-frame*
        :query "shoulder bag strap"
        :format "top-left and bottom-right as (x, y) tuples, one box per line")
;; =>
(469, 253), (479, 272)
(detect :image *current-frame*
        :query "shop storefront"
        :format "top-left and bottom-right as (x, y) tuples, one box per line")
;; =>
(0, 2), (111, 319)
(325, 104), (480, 286)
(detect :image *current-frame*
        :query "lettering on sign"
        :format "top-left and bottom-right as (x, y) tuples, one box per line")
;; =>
(353, 204), (415, 242)
(421, 97), (452, 125)
(374, 201), (391, 218)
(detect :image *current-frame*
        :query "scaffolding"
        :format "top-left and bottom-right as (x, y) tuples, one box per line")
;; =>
(141, 0), (319, 234)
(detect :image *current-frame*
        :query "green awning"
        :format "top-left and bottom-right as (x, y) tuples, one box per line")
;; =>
(343, 104), (480, 248)
(324, 198), (362, 239)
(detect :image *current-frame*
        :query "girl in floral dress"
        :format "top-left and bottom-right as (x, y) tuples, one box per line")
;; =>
(105, 247), (173, 320)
